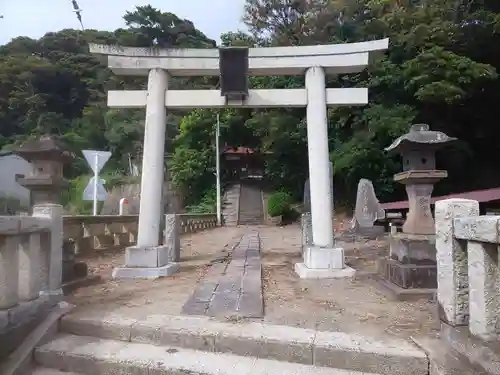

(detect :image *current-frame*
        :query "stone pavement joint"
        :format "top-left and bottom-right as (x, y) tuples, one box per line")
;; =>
(182, 231), (264, 318)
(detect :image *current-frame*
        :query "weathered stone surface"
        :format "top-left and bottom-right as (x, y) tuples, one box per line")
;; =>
(303, 162), (334, 214)
(404, 183), (435, 235)
(454, 215), (500, 244)
(301, 213), (313, 254)
(112, 263), (179, 280)
(124, 245), (174, 268)
(164, 214), (180, 261)
(37, 333), (390, 375)
(435, 198), (479, 326)
(58, 313), (428, 374)
(182, 231), (263, 318)
(353, 178), (385, 228)
(389, 233), (436, 264)
(411, 336), (488, 375)
(441, 322), (500, 374)
(0, 301), (73, 374)
(0, 235), (20, 309)
(303, 246), (345, 269)
(32, 203), (64, 294)
(61, 314), (136, 342)
(378, 258), (437, 289)
(467, 241), (500, 341)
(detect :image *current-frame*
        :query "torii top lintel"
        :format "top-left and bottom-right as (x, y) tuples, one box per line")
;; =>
(89, 38), (389, 77)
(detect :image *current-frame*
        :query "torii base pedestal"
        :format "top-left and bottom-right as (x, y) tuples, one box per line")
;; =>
(295, 246), (356, 279)
(112, 245), (179, 280)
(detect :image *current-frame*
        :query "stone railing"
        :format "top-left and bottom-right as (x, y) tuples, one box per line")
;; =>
(62, 215), (138, 254)
(62, 213), (217, 253)
(0, 204), (63, 361)
(178, 213), (217, 234)
(435, 198), (499, 341)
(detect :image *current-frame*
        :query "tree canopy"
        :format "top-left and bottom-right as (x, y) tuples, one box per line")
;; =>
(1, 1), (500, 211)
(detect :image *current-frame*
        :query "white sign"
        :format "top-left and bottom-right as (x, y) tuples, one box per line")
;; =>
(82, 150), (111, 174)
(83, 178), (108, 201)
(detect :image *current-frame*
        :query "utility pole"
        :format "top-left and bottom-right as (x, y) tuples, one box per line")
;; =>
(216, 114), (222, 226)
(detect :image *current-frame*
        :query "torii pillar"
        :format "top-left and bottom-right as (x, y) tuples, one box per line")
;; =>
(89, 39), (389, 279)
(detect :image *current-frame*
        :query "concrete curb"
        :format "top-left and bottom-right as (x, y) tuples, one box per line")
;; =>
(60, 313), (428, 375)
(35, 334), (379, 375)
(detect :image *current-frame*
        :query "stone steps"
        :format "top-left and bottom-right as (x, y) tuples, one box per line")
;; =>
(238, 184), (263, 225)
(57, 313), (428, 375)
(34, 333), (380, 375)
(222, 184), (241, 226)
(412, 336), (491, 375)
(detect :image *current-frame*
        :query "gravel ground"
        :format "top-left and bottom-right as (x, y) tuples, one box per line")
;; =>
(67, 223), (439, 340)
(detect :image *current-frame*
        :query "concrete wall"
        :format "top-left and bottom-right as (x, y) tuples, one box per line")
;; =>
(101, 182), (183, 215)
(0, 153), (31, 210)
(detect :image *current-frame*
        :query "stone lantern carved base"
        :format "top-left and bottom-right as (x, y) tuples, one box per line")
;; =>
(377, 232), (437, 300)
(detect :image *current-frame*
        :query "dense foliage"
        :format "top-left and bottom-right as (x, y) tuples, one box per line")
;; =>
(1, 1), (500, 210)
(267, 191), (293, 217)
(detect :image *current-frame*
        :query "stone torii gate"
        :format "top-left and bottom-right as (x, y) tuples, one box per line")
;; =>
(89, 39), (389, 280)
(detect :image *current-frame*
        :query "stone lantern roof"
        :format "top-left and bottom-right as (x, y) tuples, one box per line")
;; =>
(15, 135), (72, 163)
(385, 124), (456, 154)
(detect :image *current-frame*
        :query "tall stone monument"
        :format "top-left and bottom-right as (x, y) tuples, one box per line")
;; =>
(377, 124), (456, 298)
(350, 179), (386, 238)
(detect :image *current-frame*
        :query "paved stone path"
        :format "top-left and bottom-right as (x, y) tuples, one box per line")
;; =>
(181, 231), (263, 318)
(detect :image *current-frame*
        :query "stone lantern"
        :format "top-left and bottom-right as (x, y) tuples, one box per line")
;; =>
(15, 135), (71, 206)
(386, 124), (456, 235)
(14, 136), (93, 290)
(378, 124), (456, 296)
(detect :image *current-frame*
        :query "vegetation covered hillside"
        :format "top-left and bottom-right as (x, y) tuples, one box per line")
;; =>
(1, 1), (500, 210)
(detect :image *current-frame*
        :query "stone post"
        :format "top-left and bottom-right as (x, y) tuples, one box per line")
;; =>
(113, 69), (179, 279)
(435, 198), (479, 326)
(18, 230), (43, 301)
(33, 203), (64, 297)
(0, 236), (20, 309)
(304, 66), (333, 248)
(137, 68), (169, 247)
(294, 67), (354, 279)
(164, 214), (180, 262)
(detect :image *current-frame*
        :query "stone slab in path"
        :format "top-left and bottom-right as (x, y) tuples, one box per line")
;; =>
(181, 231), (264, 318)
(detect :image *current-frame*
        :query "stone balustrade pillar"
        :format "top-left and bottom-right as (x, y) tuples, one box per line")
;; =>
(18, 231), (44, 301)
(0, 236), (20, 310)
(164, 214), (180, 262)
(33, 203), (64, 296)
(453, 214), (500, 341)
(435, 198), (479, 326)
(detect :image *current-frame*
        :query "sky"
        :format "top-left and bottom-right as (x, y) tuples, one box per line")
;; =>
(0, 0), (247, 45)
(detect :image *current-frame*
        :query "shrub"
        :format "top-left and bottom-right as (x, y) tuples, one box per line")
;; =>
(267, 191), (292, 217)
(186, 188), (217, 213)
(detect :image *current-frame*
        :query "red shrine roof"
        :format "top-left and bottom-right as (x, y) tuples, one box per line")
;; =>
(222, 146), (256, 154)
(381, 187), (500, 210)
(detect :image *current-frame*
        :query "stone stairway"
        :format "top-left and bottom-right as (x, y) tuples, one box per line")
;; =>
(29, 312), (429, 375)
(238, 182), (264, 225)
(221, 184), (240, 226)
